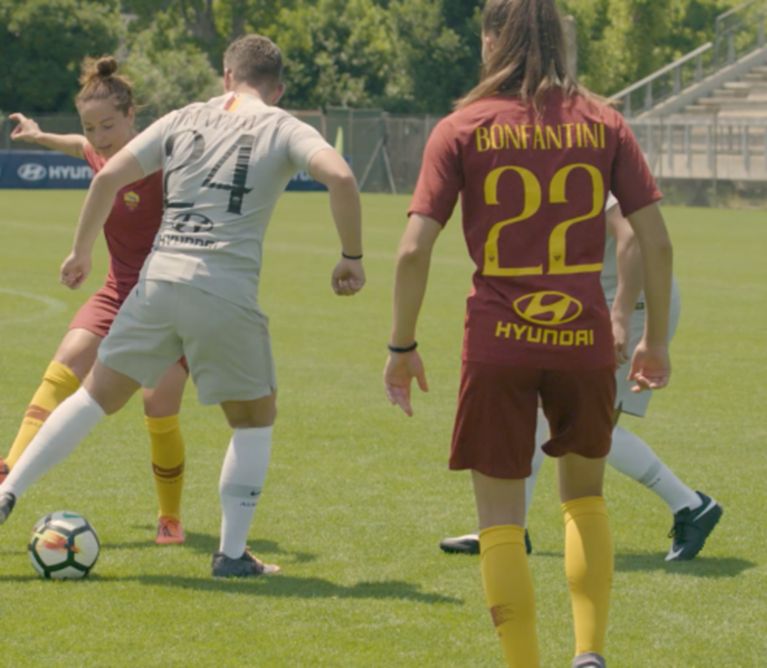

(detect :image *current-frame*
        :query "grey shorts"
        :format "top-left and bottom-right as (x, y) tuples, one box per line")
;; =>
(614, 283), (681, 417)
(99, 280), (276, 405)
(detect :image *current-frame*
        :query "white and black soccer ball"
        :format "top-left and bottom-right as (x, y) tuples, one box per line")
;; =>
(28, 511), (100, 579)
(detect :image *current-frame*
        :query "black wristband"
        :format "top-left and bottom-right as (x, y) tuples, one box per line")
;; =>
(387, 341), (417, 354)
(342, 251), (363, 260)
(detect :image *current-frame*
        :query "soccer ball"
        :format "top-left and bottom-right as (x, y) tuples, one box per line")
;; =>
(28, 511), (100, 579)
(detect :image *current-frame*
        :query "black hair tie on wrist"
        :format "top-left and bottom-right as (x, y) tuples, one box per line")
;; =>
(342, 252), (363, 260)
(387, 341), (418, 353)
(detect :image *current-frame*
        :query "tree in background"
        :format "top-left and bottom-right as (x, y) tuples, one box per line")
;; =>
(0, 0), (122, 112)
(1, 0), (747, 114)
(561, 0), (734, 95)
(384, 0), (481, 112)
(121, 11), (220, 116)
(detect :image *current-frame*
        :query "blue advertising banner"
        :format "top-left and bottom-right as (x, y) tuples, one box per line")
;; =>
(0, 150), (93, 189)
(0, 150), (325, 191)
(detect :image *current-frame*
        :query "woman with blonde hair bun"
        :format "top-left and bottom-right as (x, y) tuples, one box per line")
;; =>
(5, 56), (189, 546)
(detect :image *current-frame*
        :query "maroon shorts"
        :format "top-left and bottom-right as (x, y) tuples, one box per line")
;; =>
(68, 283), (126, 338)
(449, 361), (616, 479)
(68, 283), (189, 373)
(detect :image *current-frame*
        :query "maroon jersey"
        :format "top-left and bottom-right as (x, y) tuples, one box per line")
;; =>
(83, 143), (164, 297)
(409, 91), (661, 369)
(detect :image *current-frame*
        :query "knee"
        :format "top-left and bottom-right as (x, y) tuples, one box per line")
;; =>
(223, 402), (277, 429)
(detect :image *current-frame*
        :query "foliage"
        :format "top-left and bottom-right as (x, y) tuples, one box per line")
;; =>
(0, 0), (122, 112)
(0, 0), (752, 113)
(561, 0), (736, 95)
(121, 12), (221, 116)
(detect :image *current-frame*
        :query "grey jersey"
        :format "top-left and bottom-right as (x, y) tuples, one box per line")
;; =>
(125, 93), (331, 309)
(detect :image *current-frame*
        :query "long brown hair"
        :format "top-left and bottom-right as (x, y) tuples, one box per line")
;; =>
(457, 0), (579, 111)
(75, 56), (134, 114)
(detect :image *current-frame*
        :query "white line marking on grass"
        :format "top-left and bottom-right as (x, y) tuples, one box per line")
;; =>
(0, 288), (68, 325)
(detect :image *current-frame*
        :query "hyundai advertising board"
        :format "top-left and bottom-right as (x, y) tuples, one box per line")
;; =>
(0, 150), (325, 191)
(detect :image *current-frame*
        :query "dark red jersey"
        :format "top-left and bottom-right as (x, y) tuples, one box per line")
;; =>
(83, 143), (164, 297)
(409, 91), (661, 369)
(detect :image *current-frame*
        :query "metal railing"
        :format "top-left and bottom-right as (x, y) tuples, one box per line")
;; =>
(611, 43), (714, 118)
(630, 117), (767, 183)
(714, 0), (767, 65)
(612, 1), (767, 117)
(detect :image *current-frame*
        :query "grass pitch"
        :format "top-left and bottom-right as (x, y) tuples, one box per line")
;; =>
(0, 190), (765, 666)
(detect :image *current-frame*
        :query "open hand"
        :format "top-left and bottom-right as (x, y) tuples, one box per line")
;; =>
(384, 350), (429, 416)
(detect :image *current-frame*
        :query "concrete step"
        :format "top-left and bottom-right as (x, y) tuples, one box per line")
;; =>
(722, 82), (754, 96)
(750, 65), (767, 74)
(684, 104), (719, 114)
(743, 72), (767, 82)
(698, 97), (767, 109)
(718, 109), (767, 120)
(699, 97), (734, 106)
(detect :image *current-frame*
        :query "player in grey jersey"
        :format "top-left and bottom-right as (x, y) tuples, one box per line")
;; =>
(0, 35), (365, 577)
(440, 195), (722, 562)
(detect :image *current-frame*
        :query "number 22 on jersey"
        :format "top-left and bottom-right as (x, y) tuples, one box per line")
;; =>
(483, 163), (605, 277)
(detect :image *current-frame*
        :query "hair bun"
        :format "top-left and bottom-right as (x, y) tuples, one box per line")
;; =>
(96, 56), (118, 78)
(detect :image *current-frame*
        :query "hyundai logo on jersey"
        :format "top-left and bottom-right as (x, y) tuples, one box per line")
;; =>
(513, 291), (583, 326)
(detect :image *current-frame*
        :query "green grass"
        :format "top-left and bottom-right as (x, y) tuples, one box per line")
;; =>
(0, 191), (765, 666)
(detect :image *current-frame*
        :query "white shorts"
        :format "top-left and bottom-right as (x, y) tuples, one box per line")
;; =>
(99, 280), (276, 405)
(614, 283), (681, 417)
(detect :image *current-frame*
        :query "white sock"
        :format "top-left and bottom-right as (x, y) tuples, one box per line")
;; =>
(609, 426), (702, 513)
(219, 426), (272, 558)
(0, 388), (105, 498)
(523, 409), (549, 525)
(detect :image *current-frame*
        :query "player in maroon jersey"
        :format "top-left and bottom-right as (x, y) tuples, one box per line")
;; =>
(4, 57), (187, 545)
(384, 1), (672, 666)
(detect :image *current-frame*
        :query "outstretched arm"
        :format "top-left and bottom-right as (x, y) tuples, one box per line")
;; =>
(384, 214), (441, 416)
(9, 113), (87, 159)
(308, 148), (365, 296)
(624, 202), (673, 392)
(61, 148), (145, 289)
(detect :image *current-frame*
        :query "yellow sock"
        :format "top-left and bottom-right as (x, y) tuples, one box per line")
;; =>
(5, 361), (81, 468)
(562, 496), (613, 656)
(480, 525), (539, 668)
(146, 415), (185, 521)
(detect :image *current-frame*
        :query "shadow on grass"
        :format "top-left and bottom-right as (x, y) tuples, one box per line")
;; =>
(132, 573), (463, 604)
(0, 572), (463, 604)
(102, 527), (317, 565)
(614, 552), (756, 577)
(530, 550), (755, 578)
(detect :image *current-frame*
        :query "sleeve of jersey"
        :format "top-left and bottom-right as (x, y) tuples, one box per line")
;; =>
(610, 117), (662, 217)
(408, 119), (463, 226)
(123, 112), (177, 176)
(81, 142), (100, 171)
(285, 119), (333, 172)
